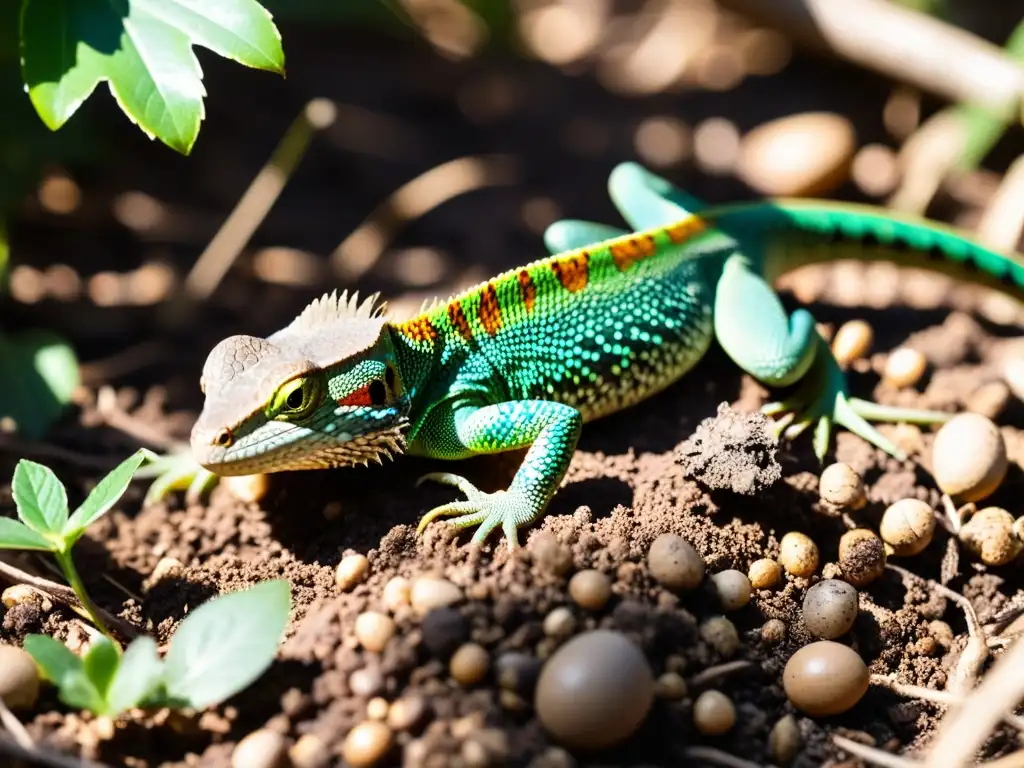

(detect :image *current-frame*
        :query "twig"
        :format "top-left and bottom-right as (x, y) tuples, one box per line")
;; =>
(680, 746), (766, 768)
(0, 556), (139, 640)
(885, 563), (988, 694)
(330, 154), (519, 282)
(714, 0), (1024, 115)
(924, 637), (1024, 768)
(185, 98), (338, 300)
(94, 386), (179, 452)
(870, 674), (1024, 731)
(0, 698), (33, 751)
(0, 436), (118, 472)
(687, 660), (755, 689)
(0, 732), (112, 768)
(77, 341), (169, 387)
(833, 735), (920, 768)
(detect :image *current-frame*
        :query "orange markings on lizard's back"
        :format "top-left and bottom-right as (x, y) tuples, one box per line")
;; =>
(610, 234), (656, 271)
(396, 316), (438, 344)
(448, 301), (473, 341)
(665, 216), (707, 244)
(551, 250), (590, 293)
(478, 283), (503, 336)
(518, 269), (536, 313)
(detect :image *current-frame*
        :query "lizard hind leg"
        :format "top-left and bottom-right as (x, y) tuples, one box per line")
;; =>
(715, 253), (949, 461)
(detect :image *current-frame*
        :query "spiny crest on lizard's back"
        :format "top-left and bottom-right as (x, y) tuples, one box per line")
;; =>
(392, 217), (710, 346)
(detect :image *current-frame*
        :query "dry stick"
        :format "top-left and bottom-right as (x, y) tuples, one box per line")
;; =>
(0, 556), (138, 640)
(885, 563), (988, 694)
(871, 674), (1024, 731)
(680, 746), (766, 768)
(923, 637), (1024, 768)
(0, 698), (33, 751)
(0, 732), (112, 768)
(329, 154), (520, 284)
(94, 386), (179, 452)
(688, 660), (755, 689)
(0, 435), (115, 472)
(714, 0), (1024, 115)
(976, 154), (1024, 252)
(833, 735), (919, 768)
(77, 341), (169, 387)
(184, 98), (339, 300)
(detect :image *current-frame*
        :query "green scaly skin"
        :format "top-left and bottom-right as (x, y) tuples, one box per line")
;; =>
(141, 163), (1024, 550)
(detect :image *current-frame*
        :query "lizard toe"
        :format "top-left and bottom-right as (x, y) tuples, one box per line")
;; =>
(134, 449), (217, 505)
(416, 484), (536, 550)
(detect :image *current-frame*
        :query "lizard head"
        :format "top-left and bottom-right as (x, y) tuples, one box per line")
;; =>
(190, 291), (411, 475)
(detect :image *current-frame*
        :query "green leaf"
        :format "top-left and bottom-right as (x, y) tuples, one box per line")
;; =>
(11, 459), (68, 537)
(24, 633), (82, 685)
(65, 449), (148, 543)
(163, 580), (290, 709)
(0, 328), (79, 441)
(106, 637), (164, 716)
(82, 637), (120, 700)
(0, 517), (53, 551)
(58, 668), (107, 713)
(20, 0), (285, 155)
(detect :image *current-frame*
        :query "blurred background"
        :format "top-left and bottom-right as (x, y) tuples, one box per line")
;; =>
(0, 0), (1022, 446)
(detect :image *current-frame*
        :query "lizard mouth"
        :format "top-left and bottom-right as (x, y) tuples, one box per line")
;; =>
(195, 423), (409, 476)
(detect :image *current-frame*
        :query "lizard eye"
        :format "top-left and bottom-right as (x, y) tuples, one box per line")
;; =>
(268, 374), (325, 421)
(214, 429), (233, 447)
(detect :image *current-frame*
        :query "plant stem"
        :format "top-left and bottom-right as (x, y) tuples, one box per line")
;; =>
(53, 550), (112, 640)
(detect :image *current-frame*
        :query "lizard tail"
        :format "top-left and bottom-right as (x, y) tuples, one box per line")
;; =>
(700, 200), (1024, 302)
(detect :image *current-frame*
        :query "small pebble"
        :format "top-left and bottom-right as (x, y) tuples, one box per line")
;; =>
(232, 728), (287, 768)
(769, 715), (802, 765)
(410, 576), (463, 616)
(336, 554), (369, 591)
(880, 499), (935, 556)
(342, 721), (393, 767)
(654, 672), (688, 700)
(783, 641), (869, 716)
(693, 690), (736, 735)
(366, 697), (389, 720)
(966, 381), (1010, 421)
(700, 616), (740, 658)
(738, 112), (856, 197)
(778, 532), (819, 577)
(496, 652), (543, 696)
(224, 473), (269, 503)
(543, 606), (577, 638)
(382, 577), (411, 612)
(354, 612), (396, 653)
(959, 507), (1022, 566)
(931, 412), (1008, 503)
(883, 347), (927, 388)
(832, 320), (873, 367)
(838, 529), (886, 587)
(710, 570), (752, 611)
(762, 619), (787, 644)
(748, 558), (783, 589)
(0, 645), (38, 710)
(420, 607), (469, 658)
(647, 533), (705, 590)
(387, 695), (427, 731)
(568, 569), (612, 610)
(819, 463), (866, 510)
(802, 579), (859, 639)
(450, 643), (490, 685)
(535, 630), (654, 749)
(289, 734), (330, 768)
(1, 585), (51, 612)
(350, 667), (384, 698)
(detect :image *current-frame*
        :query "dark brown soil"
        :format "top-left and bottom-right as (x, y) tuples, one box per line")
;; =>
(1, 9), (1023, 768)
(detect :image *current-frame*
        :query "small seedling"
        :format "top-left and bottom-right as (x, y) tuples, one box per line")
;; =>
(25, 579), (291, 717)
(2, 450), (151, 636)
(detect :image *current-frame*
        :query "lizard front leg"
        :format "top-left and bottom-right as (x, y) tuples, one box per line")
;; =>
(714, 252), (950, 461)
(414, 400), (583, 549)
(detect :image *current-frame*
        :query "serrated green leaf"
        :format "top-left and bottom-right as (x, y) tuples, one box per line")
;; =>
(20, 0), (284, 154)
(106, 636), (163, 715)
(11, 459), (68, 536)
(24, 633), (82, 685)
(65, 449), (147, 544)
(0, 328), (79, 441)
(163, 580), (290, 709)
(82, 637), (120, 700)
(0, 517), (53, 551)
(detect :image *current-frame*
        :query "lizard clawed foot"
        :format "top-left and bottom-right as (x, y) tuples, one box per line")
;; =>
(134, 449), (219, 505)
(415, 472), (535, 550)
(761, 338), (952, 462)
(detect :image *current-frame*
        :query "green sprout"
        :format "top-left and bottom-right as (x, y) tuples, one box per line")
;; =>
(1, 452), (292, 716)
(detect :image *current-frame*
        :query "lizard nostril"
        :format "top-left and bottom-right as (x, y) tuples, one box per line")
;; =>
(213, 429), (233, 448)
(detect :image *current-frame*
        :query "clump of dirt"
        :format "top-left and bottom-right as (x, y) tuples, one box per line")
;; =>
(674, 402), (782, 495)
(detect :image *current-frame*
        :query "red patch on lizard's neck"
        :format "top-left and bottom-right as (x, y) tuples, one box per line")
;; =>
(337, 385), (373, 407)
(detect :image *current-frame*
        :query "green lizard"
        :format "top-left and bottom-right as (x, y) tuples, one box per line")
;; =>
(142, 162), (1024, 549)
